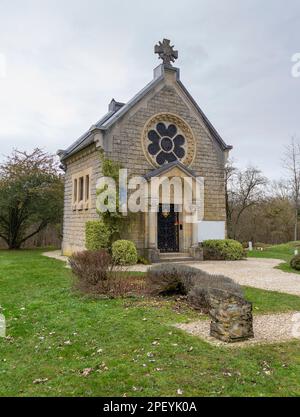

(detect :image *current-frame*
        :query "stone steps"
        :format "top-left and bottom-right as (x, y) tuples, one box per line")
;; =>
(158, 252), (194, 263)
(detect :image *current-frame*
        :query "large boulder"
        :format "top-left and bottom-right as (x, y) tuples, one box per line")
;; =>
(207, 288), (254, 343)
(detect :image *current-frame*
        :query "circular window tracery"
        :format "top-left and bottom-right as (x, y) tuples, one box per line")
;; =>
(147, 123), (186, 165)
(142, 113), (196, 168)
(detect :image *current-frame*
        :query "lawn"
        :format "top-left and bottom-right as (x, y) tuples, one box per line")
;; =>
(0, 250), (300, 397)
(248, 242), (300, 274)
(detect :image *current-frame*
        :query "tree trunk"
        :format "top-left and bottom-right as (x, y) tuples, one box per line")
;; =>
(8, 236), (22, 250)
(295, 208), (298, 241)
(8, 243), (21, 250)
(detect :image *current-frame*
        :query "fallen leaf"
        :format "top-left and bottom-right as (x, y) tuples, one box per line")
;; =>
(80, 368), (93, 377)
(33, 378), (49, 384)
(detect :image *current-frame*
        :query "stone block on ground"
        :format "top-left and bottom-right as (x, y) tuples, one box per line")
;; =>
(207, 288), (254, 343)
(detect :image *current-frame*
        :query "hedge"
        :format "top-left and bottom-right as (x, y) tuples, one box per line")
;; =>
(112, 240), (138, 265)
(202, 239), (244, 261)
(85, 221), (110, 251)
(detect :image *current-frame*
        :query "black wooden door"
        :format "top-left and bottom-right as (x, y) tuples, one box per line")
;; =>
(157, 204), (179, 252)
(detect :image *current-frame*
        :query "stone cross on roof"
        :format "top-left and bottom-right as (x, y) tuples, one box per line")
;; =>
(154, 39), (178, 66)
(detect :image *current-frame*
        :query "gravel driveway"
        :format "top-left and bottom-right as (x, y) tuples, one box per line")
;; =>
(127, 258), (300, 296)
(184, 258), (300, 296)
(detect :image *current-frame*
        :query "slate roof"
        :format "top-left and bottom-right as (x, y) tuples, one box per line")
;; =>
(59, 65), (232, 161)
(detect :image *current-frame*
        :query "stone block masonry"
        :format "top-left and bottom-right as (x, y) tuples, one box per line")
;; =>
(208, 289), (254, 343)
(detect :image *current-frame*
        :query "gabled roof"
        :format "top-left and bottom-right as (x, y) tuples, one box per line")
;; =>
(144, 161), (197, 180)
(177, 79), (231, 152)
(59, 64), (232, 161)
(59, 74), (164, 161)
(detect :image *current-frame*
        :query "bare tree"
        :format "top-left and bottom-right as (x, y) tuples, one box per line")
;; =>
(282, 137), (300, 241)
(228, 166), (268, 240)
(270, 179), (291, 200)
(225, 158), (237, 228)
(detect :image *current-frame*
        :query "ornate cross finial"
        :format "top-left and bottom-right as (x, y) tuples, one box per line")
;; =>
(154, 39), (178, 66)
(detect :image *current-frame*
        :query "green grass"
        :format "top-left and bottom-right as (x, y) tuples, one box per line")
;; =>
(248, 242), (300, 274)
(244, 287), (300, 314)
(1, 250), (300, 397)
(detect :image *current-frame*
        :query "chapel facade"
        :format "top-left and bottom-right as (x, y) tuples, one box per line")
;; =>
(58, 39), (232, 261)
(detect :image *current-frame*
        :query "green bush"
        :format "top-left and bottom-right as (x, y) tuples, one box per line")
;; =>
(85, 221), (110, 251)
(137, 256), (150, 265)
(203, 239), (244, 261)
(290, 254), (300, 271)
(112, 240), (138, 265)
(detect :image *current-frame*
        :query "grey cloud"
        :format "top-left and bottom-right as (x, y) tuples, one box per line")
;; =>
(0, 0), (299, 179)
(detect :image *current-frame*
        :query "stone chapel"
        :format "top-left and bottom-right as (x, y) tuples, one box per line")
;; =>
(58, 39), (232, 261)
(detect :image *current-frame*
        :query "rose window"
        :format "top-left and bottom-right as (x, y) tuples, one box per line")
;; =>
(142, 114), (196, 168)
(147, 122), (186, 165)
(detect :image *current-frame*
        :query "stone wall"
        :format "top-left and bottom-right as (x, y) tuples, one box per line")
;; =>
(62, 145), (101, 255)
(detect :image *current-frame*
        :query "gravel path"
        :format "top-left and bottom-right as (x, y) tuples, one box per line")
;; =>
(128, 258), (300, 296)
(175, 312), (300, 347)
(43, 250), (69, 263)
(184, 258), (300, 296)
(43, 251), (300, 296)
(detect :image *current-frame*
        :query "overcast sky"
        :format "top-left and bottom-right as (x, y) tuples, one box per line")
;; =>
(0, 0), (299, 179)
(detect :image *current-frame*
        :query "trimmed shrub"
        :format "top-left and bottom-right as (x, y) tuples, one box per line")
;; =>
(290, 254), (300, 271)
(146, 264), (197, 295)
(69, 250), (112, 292)
(187, 273), (243, 313)
(203, 239), (244, 261)
(85, 221), (110, 251)
(112, 240), (138, 265)
(146, 263), (243, 298)
(146, 263), (244, 313)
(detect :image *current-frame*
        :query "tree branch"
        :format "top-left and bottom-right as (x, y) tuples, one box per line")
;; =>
(19, 221), (48, 244)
